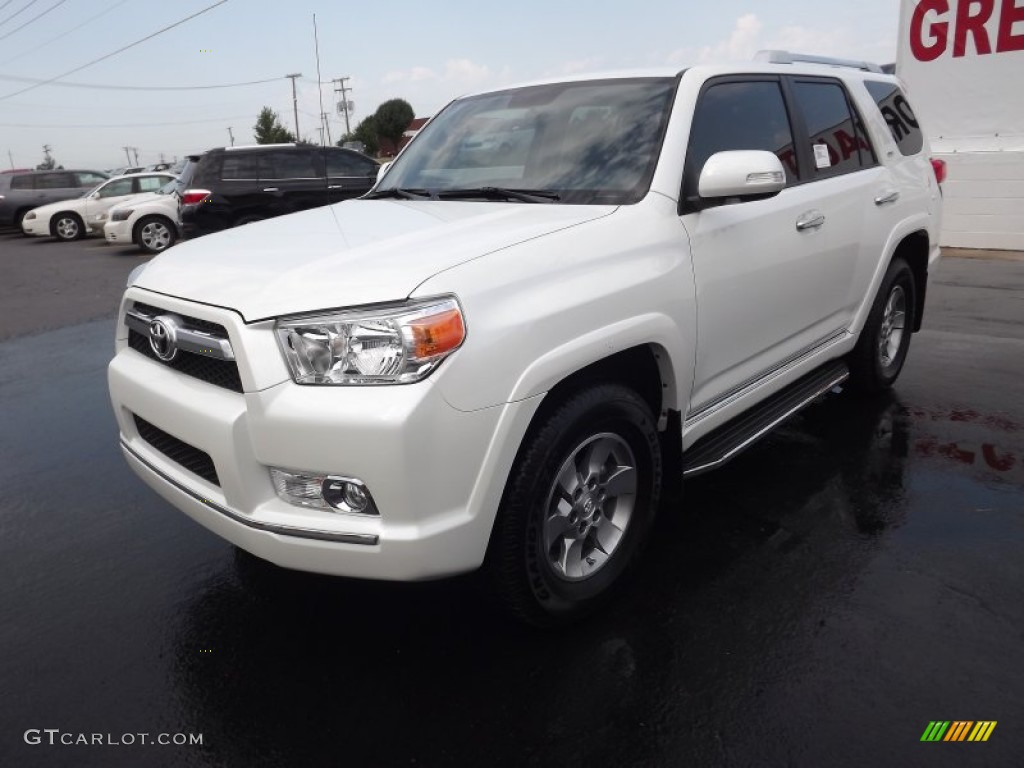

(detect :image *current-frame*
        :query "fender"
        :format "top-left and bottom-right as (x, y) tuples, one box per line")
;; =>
(849, 211), (935, 336)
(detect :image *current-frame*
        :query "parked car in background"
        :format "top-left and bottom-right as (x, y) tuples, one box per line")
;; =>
(180, 143), (378, 238)
(0, 169), (109, 230)
(105, 158), (200, 253)
(21, 173), (176, 241)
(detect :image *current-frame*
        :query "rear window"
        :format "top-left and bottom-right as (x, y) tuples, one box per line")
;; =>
(220, 155), (261, 180)
(791, 80), (875, 178)
(10, 175), (33, 190)
(864, 81), (924, 156)
(34, 173), (74, 190)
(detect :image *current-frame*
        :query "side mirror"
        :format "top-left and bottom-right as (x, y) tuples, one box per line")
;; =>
(376, 162), (392, 183)
(698, 150), (786, 200)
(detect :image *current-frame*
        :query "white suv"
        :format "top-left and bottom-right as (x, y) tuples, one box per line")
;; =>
(108, 52), (943, 625)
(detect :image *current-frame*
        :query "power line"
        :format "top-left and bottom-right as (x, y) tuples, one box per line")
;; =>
(0, 0), (41, 28)
(0, 114), (253, 128)
(0, 0), (230, 101)
(0, 0), (70, 42)
(0, 0), (133, 65)
(0, 73), (282, 91)
(0, 0), (21, 14)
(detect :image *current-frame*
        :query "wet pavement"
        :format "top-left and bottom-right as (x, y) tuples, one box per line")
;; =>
(0, 254), (1022, 767)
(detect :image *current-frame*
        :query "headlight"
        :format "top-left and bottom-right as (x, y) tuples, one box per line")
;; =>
(275, 296), (466, 385)
(111, 209), (133, 222)
(24, 212), (36, 220)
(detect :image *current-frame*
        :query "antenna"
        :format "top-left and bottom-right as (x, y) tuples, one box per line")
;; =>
(313, 14), (330, 147)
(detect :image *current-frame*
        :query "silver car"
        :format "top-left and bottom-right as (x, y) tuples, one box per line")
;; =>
(0, 169), (109, 230)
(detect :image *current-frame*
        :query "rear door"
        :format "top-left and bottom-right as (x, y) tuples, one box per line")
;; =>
(324, 148), (378, 202)
(258, 149), (326, 216)
(34, 172), (80, 206)
(785, 76), (882, 321)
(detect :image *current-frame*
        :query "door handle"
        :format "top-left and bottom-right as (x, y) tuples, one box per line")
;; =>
(874, 191), (900, 205)
(795, 211), (825, 231)
(263, 187), (280, 192)
(327, 185), (342, 189)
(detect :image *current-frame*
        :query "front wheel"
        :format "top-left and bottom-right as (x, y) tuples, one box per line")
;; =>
(488, 384), (662, 627)
(135, 216), (177, 254)
(52, 212), (85, 241)
(848, 257), (917, 393)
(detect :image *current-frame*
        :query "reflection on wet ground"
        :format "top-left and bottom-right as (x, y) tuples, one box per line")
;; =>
(1, 319), (1021, 767)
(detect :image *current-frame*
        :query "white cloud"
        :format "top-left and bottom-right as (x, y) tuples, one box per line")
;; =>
(698, 13), (763, 64)
(382, 66), (437, 84)
(444, 58), (490, 84)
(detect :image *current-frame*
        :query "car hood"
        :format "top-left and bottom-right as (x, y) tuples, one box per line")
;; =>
(29, 197), (88, 216)
(134, 199), (616, 321)
(108, 192), (165, 212)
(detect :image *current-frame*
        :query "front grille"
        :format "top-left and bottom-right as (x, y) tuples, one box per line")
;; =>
(127, 302), (243, 393)
(133, 415), (220, 486)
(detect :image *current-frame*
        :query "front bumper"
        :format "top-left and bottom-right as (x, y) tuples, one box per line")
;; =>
(108, 288), (536, 580)
(104, 219), (131, 243)
(21, 218), (49, 237)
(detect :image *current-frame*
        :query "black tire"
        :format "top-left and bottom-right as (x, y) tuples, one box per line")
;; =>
(488, 383), (662, 627)
(234, 214), (264, 227)
(134, 215), (177, 254)
(51, 212), (85, 241)
(848, 257), (916, 393)
(14, 208), (31, 233)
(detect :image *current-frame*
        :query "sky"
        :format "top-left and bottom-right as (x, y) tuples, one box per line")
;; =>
(0, 0), (901, 170)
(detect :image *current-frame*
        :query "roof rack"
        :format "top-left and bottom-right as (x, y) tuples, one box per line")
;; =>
(755, 50), (884, 74)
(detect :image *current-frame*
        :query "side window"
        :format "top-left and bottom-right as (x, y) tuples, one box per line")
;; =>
(221, 155), (261, 180)
(864, 81), (924, 156)
(76, 172), (107, 187)
(326, 151), (376, 177)
(98, 179), (134, 198)
(34, 173), (74, 189)
(136, 176), (167, 193)
(791, 80), (873, 178)
(10, 175), (33, 190)
(262, 150), (318, 179)
(686, 80), (798, 194)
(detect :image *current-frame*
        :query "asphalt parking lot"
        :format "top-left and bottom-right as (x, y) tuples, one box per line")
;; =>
(1, 230), (1022, 767)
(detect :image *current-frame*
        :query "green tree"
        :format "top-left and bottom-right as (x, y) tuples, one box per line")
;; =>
(373, 99), (414, 152)
(340, 115), (381, 156)
(253, 107), (295, 144)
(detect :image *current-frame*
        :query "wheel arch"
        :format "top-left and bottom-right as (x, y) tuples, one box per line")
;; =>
(890, 229), (930, 332)
(132, 213), (174, 244)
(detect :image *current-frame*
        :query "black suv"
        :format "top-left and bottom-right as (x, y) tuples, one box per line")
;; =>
(180, 144), (378, 237)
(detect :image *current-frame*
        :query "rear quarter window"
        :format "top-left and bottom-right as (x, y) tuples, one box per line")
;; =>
(864, 81), (924, 156)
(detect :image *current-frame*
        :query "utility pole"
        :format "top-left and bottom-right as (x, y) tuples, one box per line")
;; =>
(123, 146), (131, 164)
(333, 77), (352, 136)
(227, 126), (235, 146)
(7, 149), (14, 169)
(320, 111), (332, 145)
(132, 147), (139, 165)
(285, 73), (302, 141)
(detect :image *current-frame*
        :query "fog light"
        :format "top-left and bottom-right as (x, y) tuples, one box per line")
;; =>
(270, 468), (379, 516)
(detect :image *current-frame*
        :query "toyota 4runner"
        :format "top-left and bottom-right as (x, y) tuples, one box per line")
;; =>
(109, 51), (944, 625)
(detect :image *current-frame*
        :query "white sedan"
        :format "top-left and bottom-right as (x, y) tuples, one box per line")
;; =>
(21, 173), (175, 241)
(104, 177), (182, 254)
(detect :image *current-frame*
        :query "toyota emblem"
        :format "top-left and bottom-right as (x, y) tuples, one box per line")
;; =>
(148, 316), (179, 362)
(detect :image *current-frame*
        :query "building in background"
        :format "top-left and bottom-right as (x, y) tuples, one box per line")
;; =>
(898, 0), (1024, 250)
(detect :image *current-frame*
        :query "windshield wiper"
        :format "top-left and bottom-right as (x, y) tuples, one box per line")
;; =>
(363, 188), (438, 200)
(438, 187), (560, 203)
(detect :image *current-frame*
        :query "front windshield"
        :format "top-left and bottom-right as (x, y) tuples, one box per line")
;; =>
(379, 78), (677, 205)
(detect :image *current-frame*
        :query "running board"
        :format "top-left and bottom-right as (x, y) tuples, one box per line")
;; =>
(682, 360), (849, 477)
